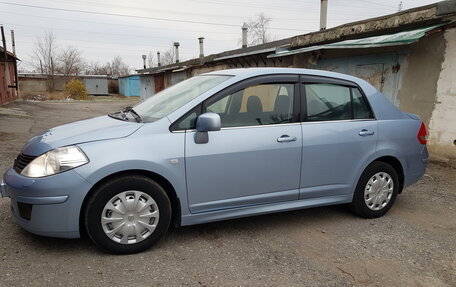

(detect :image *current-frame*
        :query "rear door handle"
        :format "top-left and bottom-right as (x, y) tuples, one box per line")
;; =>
(359, 129), (375, 136)
(277, 135), (297, 143)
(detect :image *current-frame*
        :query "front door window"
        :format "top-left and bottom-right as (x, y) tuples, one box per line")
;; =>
(206, 83), (294, 128)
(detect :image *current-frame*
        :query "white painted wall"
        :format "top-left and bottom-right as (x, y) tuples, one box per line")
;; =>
(429, 28), (456, 161)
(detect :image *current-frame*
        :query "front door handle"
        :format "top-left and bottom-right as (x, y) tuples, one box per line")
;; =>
(359, 129), (375, 136)
(277, 135), (297, 143)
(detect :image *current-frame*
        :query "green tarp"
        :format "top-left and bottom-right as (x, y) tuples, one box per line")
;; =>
(268, 24), (445, 58)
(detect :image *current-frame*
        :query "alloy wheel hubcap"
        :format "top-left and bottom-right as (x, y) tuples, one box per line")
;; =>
(364, 172), (394, 211)
(101, 190), (159, 244)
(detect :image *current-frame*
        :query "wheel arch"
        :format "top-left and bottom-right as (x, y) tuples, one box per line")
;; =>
(371, 156), (405, 193)
(79, 169), (181, 237)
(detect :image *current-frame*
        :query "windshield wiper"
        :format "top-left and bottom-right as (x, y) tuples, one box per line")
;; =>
(123, 106), (142, 123)
(108, 111), (127, 121)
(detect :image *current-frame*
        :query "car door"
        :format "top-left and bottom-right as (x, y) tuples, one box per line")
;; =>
(180, 75), (302, 213)
(299, 76), (378, 198)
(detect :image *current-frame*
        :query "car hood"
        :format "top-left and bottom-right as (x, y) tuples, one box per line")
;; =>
(22, 115), (143, 156)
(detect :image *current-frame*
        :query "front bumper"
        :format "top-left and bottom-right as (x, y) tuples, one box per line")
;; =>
(2, 168), (93, 238)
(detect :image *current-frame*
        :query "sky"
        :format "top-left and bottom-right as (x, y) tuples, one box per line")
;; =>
(0, 0), (439, 72)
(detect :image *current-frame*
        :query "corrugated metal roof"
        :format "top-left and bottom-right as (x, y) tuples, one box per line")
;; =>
(213, 47), (278, 61)
(268, 24), (446, 58)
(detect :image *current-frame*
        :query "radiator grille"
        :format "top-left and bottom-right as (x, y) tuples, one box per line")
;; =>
(13, 153), (36, 173)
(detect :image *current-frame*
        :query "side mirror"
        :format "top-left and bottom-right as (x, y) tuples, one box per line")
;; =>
(196, 112), (221, 132)
(194, 113), (221, 144)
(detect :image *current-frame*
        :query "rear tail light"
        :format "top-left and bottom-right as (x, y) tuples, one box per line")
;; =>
(417, 122), (427, 145)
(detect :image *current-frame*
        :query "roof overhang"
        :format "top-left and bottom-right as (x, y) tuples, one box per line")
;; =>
(268, 23), (446, 58)
(213, 47), (278, 61)
(0, 47), (19, 61)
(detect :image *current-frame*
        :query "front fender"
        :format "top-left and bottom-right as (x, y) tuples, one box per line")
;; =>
(74, 132), (189, 215)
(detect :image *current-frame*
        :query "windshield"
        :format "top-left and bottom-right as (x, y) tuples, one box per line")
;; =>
(134, 75), (232, 122)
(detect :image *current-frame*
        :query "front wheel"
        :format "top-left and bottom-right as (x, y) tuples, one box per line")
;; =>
(84, 175), (171, 254)
(350, 161), (399, 218)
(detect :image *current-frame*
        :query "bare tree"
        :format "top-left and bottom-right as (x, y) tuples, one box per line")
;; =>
(32, 31), (58, 91)
(245, 13), (274, 46)
(110, 56), (130, 77)
(85, 57), (130, 77)
(56, 46), (85, 76)
(160, 43), (176, 66)
(84, 61), (111, 75)
(147, 51), (156, 68)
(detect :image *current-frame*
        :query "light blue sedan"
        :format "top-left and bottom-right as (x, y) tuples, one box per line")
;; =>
(1, 68), (428, 254)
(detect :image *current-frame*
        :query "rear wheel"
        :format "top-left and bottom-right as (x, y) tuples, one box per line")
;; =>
(84, 175), (171, 254)
(350, 161), (399, 218)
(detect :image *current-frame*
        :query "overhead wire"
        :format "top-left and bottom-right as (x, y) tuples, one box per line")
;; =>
(48, 0), (322, 22)
(351, 0), (398, 9)
(0, 11), (244, 36)
(1, 21), (237, 44)
(0, 1), (313, 32)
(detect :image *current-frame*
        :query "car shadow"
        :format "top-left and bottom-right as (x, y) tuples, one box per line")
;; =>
(18, 229), (98, 254)
(166, 204), (355, 241)
(18, 204), (355, 255)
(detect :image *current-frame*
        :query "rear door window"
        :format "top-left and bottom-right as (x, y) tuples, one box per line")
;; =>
(304, 83), (373, 122)
(305, 84), (351, 121)
(352, 88), (373, 119)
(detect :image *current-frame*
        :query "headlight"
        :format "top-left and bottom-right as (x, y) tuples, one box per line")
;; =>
(21, 146), (89, 178)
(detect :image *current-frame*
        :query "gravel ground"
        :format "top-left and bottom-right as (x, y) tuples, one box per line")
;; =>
(0, 100), (455, 286)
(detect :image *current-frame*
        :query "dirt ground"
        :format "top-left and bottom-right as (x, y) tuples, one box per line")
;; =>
(0, 100), (455, 286)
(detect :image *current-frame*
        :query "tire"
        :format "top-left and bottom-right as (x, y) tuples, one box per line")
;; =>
(350, 161), (399, 218)
(84, 175), (172, 254)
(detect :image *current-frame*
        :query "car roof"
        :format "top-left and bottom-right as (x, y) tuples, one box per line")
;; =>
(203, 67), (366, 86)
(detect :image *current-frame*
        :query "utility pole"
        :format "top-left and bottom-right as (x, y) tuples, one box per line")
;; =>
(10, 30), (16, 56)
(1, 25), (7, 59)
(10, 30), (18, 95)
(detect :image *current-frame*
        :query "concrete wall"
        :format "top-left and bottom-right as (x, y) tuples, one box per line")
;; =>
(428, 28), (456, 162)
(19, 75), (113, 95)
(19, 76), (82, 94)
(394, 31), (456, 162)
(397, 33), (446, 128)
(53, 77), (69, 91)
(18, 77), (47, 95)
